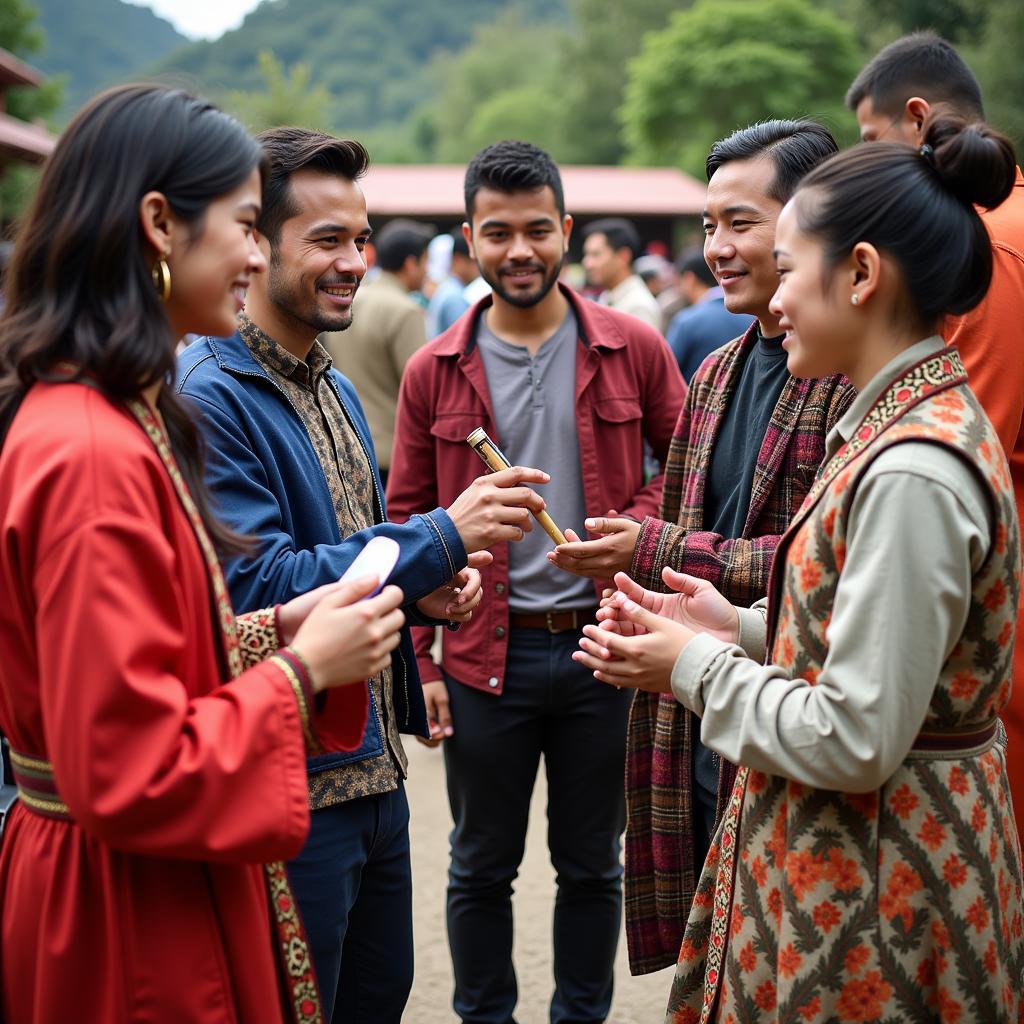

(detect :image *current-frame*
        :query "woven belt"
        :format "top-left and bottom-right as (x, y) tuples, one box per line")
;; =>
(906, 718), (1003, 760)
(508, 607), (598, 634)
(8, 748), (70, 820)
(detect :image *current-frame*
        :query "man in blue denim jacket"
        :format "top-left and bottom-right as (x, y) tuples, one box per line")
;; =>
(178, 127), (547, 1024)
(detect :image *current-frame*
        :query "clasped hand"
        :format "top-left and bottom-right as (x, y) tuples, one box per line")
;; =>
(415, 550), (491, 623)
(571, 566), (738, 692)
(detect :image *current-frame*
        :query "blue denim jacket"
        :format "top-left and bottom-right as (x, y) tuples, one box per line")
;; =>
(177, 331), (466, 763)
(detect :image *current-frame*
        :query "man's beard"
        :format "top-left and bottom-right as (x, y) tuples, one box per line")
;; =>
(266, 261), (358, 335)
(481, 259), (561, 309)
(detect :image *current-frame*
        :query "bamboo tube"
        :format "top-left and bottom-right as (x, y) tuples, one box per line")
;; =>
(466, 427), (567, 546)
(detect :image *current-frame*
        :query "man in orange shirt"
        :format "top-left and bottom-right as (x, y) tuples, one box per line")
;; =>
(848, 32), (1024, 814)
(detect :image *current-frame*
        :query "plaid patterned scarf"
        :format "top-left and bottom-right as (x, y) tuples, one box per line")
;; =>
(623, 323), (854, 974)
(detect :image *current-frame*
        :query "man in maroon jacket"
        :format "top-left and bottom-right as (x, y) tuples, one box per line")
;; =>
(387, 140), (685, 1024)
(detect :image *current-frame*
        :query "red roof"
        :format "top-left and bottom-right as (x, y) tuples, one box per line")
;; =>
(0, 48), (43, 89)
(0, 110), (54, 162)
(360, 164), (706, 218)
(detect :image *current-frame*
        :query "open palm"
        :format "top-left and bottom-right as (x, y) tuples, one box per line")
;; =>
(598, 568), (738, 644)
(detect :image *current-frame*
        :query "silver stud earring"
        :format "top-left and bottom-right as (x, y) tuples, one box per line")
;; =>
(851, 293), (860, 306)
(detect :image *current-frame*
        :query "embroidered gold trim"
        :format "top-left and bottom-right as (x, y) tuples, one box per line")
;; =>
(9, 749), (52, 775)
(271, 653), (318, 754)
(16, 789), (69, 817)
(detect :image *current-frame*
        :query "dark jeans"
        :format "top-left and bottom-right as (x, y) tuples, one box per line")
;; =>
(444, 627), (633, 1024)
(286, 783), (412, 1024)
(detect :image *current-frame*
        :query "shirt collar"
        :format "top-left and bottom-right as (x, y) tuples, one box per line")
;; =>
(237, 312), (333, 388)
(827, 335), (945, 458)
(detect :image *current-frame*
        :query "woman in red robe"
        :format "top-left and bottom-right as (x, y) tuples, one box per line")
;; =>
(0, 85), (406, 1024)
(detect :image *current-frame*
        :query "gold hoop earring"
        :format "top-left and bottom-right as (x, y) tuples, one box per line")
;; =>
(152, 256), (171, 304)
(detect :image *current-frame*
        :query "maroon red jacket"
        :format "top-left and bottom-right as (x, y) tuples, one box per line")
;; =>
(386, 284), (686, 694)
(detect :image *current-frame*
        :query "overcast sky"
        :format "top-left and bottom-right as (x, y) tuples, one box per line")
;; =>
(127, 0), (263, 40)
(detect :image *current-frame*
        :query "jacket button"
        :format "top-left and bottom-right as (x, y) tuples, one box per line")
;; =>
(487, 677), (499, 688)
(495, 582), (506, 595)
(495, 626), (506, 638)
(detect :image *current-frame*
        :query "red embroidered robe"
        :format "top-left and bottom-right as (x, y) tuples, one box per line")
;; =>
(0, 381), (366, 1023)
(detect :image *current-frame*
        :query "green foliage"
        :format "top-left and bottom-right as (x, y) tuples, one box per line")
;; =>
(224, 50), (334, 134)
(31, 0), (185, 119)
(425, 10), (564, 162)
(0, 0), (63, 222)
(151, 0), (561, 138)
(557, 0), (682, 164)
(860, 0), (984, 43)
(0, 0), (41, 53)
(621, 0), (863, 175)
(967, 0), (1024, 151)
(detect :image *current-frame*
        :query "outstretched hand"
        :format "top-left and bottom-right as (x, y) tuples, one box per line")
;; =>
(547, 515), (640, 579)
(596, 568), (738, 644)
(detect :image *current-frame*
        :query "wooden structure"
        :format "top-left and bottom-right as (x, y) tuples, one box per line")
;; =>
(359, 164), (706, 256)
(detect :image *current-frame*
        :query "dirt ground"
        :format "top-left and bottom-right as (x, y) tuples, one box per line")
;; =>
(403, 740), (672, 1024)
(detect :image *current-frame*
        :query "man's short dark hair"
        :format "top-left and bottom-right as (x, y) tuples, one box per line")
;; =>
(464, 140), (565, 221)
(255, 126), (369, 244)
(676, 244), (716, 288)
(845, 31), (983, 120)
(582, 218), (642, 263)
(373, 219), (433, 272)
(705, 119), (840, 205)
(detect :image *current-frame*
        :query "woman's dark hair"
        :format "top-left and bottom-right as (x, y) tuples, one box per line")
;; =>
(794, 111), (1016, 321)
(0, 83), (266, 553)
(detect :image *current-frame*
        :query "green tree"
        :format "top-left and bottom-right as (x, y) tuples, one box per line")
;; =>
(224, 50), (334, 134)
(0, 0), (62, 221)
(427, 10), (565, 162)
(967, 0), (1024, 151)
(558, 0), (681, 164)
(621, 0), (862, 176)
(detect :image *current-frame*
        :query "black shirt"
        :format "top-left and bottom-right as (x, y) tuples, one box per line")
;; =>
(693, 330), (790, 860)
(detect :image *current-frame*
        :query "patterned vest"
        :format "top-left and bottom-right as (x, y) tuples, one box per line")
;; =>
(667, 348), (1024, 1024)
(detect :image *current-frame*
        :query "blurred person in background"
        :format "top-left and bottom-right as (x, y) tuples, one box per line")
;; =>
(582, 217), (663, 331)
(635, 253), (686, 333)
(665, 244), (754, 382)
(427, 228), (480, 338)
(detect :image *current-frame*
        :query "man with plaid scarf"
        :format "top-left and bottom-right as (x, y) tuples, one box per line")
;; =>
(549, 119), (854, 975)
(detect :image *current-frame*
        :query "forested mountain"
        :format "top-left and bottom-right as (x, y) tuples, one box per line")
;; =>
(150, 0), (565, 136)
(32, 0), (186, 118)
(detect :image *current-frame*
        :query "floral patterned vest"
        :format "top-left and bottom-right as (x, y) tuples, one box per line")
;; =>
(769, 346), (1019, 734)
(668, 347), (1024, 1024)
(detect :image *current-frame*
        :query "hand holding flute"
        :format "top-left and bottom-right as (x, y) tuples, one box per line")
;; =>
(443, 432), (552, 553)
(464, 428), (567, 547)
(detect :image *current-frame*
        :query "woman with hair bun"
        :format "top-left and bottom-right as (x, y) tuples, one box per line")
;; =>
(0, 84), (408, 1023)
(574, 113), (1024, 1022)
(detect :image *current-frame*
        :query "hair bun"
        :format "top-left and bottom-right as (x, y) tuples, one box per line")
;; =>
(924, 111), (1017, 210)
